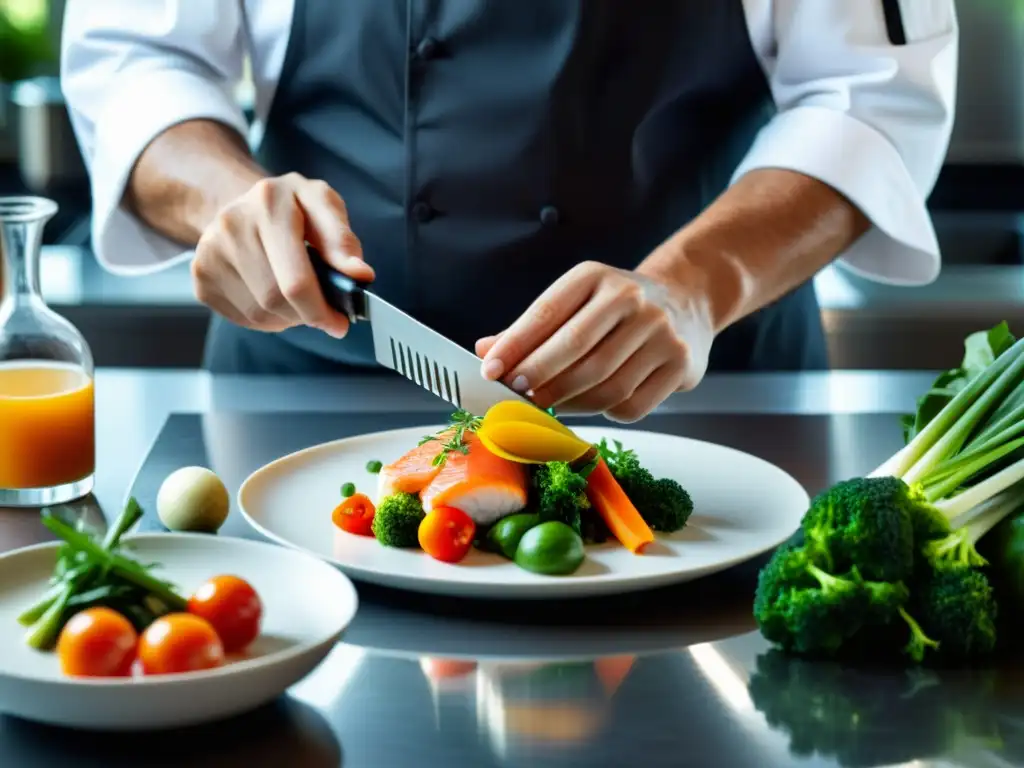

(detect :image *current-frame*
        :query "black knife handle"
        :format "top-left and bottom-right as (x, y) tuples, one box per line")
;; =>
(308, 245), (370, 321)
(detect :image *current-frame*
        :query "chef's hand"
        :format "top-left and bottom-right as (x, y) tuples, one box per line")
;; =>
(192, 173), (373, 337)
(475, 262), (714, 422)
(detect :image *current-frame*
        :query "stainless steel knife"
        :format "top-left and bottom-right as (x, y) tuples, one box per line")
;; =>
(310, 247), (532, 415)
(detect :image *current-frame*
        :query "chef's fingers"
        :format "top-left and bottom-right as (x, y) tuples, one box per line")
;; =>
(606, 362), (684, 423)
(193, 255), (289, 331)
(528, 315), (653, 408)
(195, 207), (296, 330)
(554, 346), (661, 416)
(509, 291), (634, 397)
(475, 335), (500, 358)
(291, 176), (375, 282)
(253, 179), (349, 338)
(481, 262), (603, 383)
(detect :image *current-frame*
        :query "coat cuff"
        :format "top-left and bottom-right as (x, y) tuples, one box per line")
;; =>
(732, 105), (941, 286)
(89, 68), (249, 275)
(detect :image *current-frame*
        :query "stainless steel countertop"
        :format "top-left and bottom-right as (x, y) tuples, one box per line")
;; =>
(6, 368), (1023, 768)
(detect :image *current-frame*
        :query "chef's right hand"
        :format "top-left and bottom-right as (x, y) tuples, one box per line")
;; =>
(191, 172), (374, 338)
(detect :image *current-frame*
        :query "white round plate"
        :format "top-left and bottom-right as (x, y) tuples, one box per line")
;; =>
(238, 425), (808, 599)
(0, 534), (358, 731)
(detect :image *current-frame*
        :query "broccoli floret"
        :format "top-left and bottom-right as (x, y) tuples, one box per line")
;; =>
(913, 564), (998, 661)
(754, 544), (872, 656)
(533, 461), (606, 541)
(802, 476), (916, 582)
(754, 543), (821, 646)
(598, 439), (694, 532)
(923, 527), (989, 569)
(755, 542), (931, 660)
(371, 492), (425, 547)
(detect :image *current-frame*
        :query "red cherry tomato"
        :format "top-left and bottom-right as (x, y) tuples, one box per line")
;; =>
(418, 506), (476, 563)
(138, 613), (225, 675)
(57, 607), (137, 678)
(332, 493), (376, 536)
(187, 575), (263, 653)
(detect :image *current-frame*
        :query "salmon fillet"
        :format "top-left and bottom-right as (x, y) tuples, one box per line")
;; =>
(420, 434), (529, 525)
(376, 432), (450, 499)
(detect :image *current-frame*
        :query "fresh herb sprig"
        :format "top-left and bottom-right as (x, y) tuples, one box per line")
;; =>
(419, 409), (482, 467)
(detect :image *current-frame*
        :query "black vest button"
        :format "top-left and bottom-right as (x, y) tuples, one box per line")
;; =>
(416, 37), (440, 61)
(412, 201), (435, 223)
(539, 205), (560, 226)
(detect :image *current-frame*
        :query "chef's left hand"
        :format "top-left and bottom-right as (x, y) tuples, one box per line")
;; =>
(475, 261), (714, 422)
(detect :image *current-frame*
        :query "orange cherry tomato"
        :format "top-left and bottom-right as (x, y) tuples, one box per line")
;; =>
(56, 607), (138, 678)
(332, 493), (376, 536)
(138, 613), (225, 675)
(188, 575), (263, 653)
(418, 506), (476, 563)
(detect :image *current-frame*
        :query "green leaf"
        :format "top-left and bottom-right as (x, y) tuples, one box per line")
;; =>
(900, 323), (1019, 444)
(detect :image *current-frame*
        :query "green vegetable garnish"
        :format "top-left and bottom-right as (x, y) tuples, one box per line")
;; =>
(514, 521), (585, 576)
(486, 512), (541, 559)
(419, 410), (482, 467)
(597, 439), (693, 533)
(341, 482), (356, 498)
(756, 322), (1024, 666)
(19, 498), (187, 650)
(366, 460), (383, 474)
(533, 461), (607, 543)
(372, 492), (425, 548)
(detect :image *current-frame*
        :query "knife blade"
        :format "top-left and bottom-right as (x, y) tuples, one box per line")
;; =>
(310, 247), (532, 415)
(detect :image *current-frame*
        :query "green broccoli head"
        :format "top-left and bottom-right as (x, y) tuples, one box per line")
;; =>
(802, 476), (916, 583)
(371, 492), (425, 547)
(913, 564), (999, 661)
(754, 543), (821, 646)
(638, 478), (693, 533)
(533, 461), (604, 541)
(597, 439), (693, 532)
(754, 543), (877, 656)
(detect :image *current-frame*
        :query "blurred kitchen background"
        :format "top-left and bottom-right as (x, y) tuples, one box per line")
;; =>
(2, 0), (1023, 370)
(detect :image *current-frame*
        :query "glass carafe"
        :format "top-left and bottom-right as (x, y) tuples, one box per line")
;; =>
(0, 197), (95, 506)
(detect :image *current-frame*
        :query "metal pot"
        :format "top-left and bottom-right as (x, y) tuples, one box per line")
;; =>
(11, 76), (87, 195)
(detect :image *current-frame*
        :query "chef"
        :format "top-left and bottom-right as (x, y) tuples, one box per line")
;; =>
(61, 1), (957, 421)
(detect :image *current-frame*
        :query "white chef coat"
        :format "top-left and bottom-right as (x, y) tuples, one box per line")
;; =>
(60, 0), (958, 285)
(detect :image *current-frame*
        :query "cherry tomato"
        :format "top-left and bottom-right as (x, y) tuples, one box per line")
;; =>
(138, 613), (225, 675)
(188, 575), (263, 653)
(57, 607), (137, 678)
(418, 506), (476, 563)
(332, 493), (376, 536)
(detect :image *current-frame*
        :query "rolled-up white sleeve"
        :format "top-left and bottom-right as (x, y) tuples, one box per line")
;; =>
(737, 0), (958, 285)
(61, 1), (249, 274)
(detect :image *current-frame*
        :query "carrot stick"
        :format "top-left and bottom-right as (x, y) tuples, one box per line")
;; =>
(585, 459), (654, 553)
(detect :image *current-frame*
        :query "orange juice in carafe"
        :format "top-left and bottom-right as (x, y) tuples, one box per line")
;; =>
(1, 197), (96, 504)
(0, 361), (95, 489)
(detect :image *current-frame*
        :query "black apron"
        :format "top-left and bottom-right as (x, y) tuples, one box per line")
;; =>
(204, 0), (828, 375)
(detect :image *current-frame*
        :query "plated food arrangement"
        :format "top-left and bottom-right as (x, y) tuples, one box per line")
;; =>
(330, 402), (694, 576)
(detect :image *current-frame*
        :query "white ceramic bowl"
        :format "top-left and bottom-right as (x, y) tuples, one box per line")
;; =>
(0, 533), (358, 731)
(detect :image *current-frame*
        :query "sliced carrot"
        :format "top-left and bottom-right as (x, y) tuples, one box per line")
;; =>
(585, 459), (654, 554)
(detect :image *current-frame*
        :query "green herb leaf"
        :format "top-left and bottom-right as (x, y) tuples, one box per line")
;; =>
(425, 409), (483, 467)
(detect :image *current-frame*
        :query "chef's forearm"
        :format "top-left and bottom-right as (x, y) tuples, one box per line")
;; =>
(125, 119), (268, 246)
(638, 168), (870, 333)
